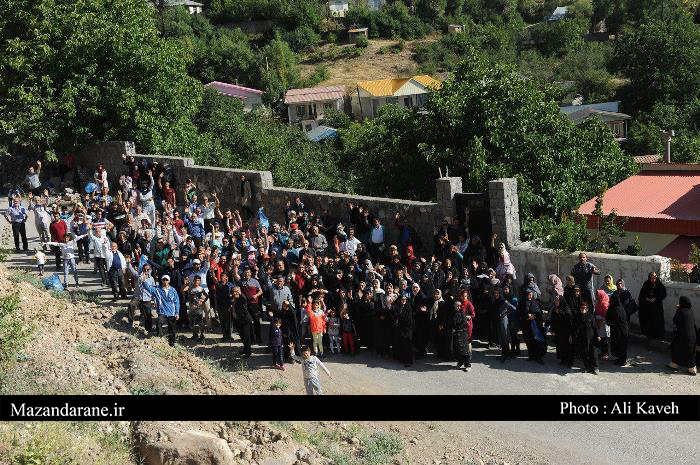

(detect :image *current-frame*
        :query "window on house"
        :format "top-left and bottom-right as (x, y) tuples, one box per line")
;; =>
(386, 97), (398, 105)
(296, 106), (306, 118)
(404, 96), (412, 107)
(416, 94), (428, 108)
(609, 121), (626, 138)
(323, 102), (334, 111)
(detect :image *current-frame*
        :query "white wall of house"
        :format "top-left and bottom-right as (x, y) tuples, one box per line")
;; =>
(287, 98), (343, 130)
(329, 0), (349, 17)
(357, 84), (431, 119)
(242, 94), (264, 112)
(587, 229), (678, 256)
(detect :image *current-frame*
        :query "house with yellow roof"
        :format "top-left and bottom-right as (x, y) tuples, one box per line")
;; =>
(353, 75), (442, 120)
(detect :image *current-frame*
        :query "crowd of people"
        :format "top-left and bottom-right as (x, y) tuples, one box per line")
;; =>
(4, 155), (699, 380)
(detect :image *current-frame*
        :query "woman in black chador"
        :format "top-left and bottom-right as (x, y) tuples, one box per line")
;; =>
(638, 272), (667, 340)
(518, 289), (546, 363)
(668, 296), (697, 376)
(606, 294), (629, 366)
(573, 301), (599, 375)
(394, 294), (415, 367)
(549, 294), (574, 368)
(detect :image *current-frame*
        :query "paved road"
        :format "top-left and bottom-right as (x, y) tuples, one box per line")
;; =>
(2, 197), (698, 464)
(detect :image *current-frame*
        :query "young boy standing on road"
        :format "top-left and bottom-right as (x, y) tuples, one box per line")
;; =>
(34, 248), (46, 276)
(271, 319), (285, 370)
(289, 343), (331, 395)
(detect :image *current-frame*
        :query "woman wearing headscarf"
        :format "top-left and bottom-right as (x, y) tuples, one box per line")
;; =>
(549, 294), (574, 367)
(428, 289), (448, 358)
(518, 289), (546, 363)
(453, 290), (476, 371)
(520, 273), (541, 300)
(613, 279), (633, 309)
(563, 275), (577, 308)
(638, 272), (667, 340)
(595, 289), (611, 359)
(495, 243), (517, 283)
(394, 294), (415, 367)
(493, 287), (513, 363)
(502, 285), (520, 357)
(372, 280), (391, 357)
(605, 293), (629, 366)
(573, 301), (600, 374)
(669, 296), (697, 376)
(412, 282), (430, 358)
(547, 274), (564, 302)
(600, 274), (617, 297)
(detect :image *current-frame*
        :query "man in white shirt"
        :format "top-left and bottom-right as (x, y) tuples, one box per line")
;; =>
(339, 227), (362, 257)
(369, 218), (384, 261)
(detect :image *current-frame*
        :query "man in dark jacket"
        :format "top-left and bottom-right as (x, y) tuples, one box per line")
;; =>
(232, 286), (252, 358)
(216, 273), (234, 341)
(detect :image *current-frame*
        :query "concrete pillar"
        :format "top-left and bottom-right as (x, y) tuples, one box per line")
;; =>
(488, 178), (521, 247)
(435, 177), (462, 222)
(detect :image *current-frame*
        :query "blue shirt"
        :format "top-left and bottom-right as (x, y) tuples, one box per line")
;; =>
(6, 205), (27, 223)
(185, 219), (205, 238)
(142, 282), (180, 317)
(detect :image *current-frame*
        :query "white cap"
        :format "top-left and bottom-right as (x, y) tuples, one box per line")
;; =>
(192, 258), (201, 265)
(161, 274), (170, 281)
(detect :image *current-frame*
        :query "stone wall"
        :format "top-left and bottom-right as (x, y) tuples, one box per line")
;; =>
(75, 142), (463, 253)
(509, 244), (700, 332)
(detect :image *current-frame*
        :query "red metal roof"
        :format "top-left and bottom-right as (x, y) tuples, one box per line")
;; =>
(205, 81), (263, 99)
(284, 86), (345, 104)
(579, 171), (700, 235)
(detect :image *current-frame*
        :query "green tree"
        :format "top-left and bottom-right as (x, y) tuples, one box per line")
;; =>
(613, 11), (700, 114)
(527, 212), (588, 274)
(259, 34), (302, 104)
(194, 90), (350, 192)
(0, 0), (202, 160)
(340, 51), (636, 230)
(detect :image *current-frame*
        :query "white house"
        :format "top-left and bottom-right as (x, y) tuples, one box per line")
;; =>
(560, 101), (631, 141)
(367, 0), (386, 10)
(204, 81), (264, 112)
(328, 0), (349, 17)
(354, 75), (442, 120)
(284, 86), (346, 132)
(150, 0), (203, 14)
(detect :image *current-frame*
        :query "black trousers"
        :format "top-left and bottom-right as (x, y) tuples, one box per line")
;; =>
(272, 345), (283, 366)
(108, 268), (127, 299)
(163, 315), (177, 346)
(239, 323), (252, 356)
(219, 306), (232, 340)
(11, 222), (28, 251)
(456, 353), (471, 367)
(51, 245), (62, 269)
(509, 329), (521, 355)
(249, 305), (262, 343)
(77, 238), (90, 263)
(95, 257), (107, 284)
(399, 336), (414, 365)
(140, 301), (155, 332)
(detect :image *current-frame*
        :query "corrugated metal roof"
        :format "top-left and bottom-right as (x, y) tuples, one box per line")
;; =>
(633, 155), (661, 164)
(284, 86), (345, 104)
(579, 171), (700, 221)
(205, 81), (263, 99)
(567, 108), (631, 124)
(356, 75), (442, 97)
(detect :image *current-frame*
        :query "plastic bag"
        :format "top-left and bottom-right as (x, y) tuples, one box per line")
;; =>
(531, 319), (545, 342)
(43, 274), (64, 292)
(257, 207), (269, 231)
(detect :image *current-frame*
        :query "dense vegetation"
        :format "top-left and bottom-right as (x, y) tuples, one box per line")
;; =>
(3, 0), (700, 238)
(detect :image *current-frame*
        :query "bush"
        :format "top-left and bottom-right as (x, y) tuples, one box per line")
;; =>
(303, 64), (330, 87)
(355, 36), (369, 48)
(0, 292), (31, 380)
(282, 25), (321, 52)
